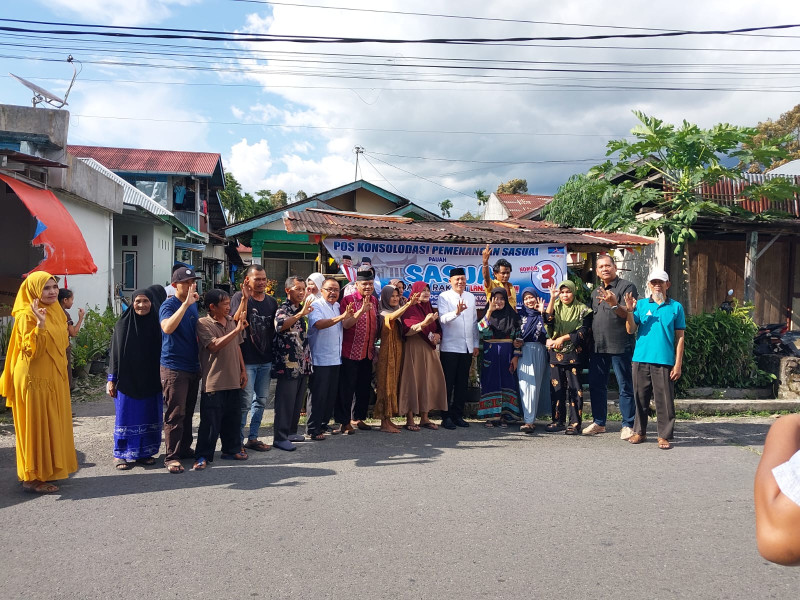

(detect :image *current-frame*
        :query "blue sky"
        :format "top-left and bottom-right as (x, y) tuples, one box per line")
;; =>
(3, 1), (800, 218)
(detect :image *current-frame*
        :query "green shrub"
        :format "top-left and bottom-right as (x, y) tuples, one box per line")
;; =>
(678, 300), (774, 393)
(74, 307), (118, 367)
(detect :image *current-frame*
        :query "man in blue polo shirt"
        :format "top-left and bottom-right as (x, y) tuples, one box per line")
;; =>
(623, 269), (685, 450)
(160, 266), (201, 473)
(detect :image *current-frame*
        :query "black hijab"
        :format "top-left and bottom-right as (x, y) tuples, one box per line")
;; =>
(108, 288), (163, 398)
(486, 287), (521, 338)
(146, 284), (167, 311)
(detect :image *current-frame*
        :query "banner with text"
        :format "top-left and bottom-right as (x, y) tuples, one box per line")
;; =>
(323, 238), (567, 308)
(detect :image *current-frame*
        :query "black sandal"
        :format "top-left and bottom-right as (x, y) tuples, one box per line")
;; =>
(565, 424), (580, 435)
(544, 422), (565, 433)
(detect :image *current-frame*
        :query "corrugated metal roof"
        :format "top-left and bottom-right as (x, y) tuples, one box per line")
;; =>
(767, 160), (800, 176)
(284, 209), (654, 248)
(78, 158), (174, 217)
(68, 145), (221, 176)
(496, 193), (553, 218)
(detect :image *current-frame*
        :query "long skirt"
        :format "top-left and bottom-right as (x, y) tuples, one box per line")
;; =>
(398, 335), (447, 415)
(517, 341), (550, 424)
(478, 340), (522, 421)
(113, 391), (163, 460)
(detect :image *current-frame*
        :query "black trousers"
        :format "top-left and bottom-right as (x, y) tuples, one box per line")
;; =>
(632, 361), (676, 439)
(337, 357), (373, 424)
(307, 365), (340, 436)
(195, 389), (242, 461)
(550, 363), (583, 426)
(440, 351), (472, 420)
(274, 375), (308, 443)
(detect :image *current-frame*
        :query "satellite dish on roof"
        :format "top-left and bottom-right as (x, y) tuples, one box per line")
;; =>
(10, 55), (81, 109)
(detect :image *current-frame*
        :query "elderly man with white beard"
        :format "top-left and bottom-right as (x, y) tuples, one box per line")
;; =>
(623, 269), (686, 450)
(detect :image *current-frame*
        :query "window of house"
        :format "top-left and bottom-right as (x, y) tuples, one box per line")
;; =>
(122, 251), (137, 291)
(122, 235), (128, 246)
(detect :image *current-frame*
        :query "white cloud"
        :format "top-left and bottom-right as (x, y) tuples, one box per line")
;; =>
(67, 83), (210, 150)
(44, 0), (199, 26)
(226, 138), (274, 191)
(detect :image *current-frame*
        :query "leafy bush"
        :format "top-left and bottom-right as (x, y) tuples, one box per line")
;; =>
(74, 307), (118, 367)
(678, 300), (774, 393)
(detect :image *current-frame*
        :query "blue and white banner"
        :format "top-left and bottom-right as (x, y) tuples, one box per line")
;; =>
(323, 238), (567, 308)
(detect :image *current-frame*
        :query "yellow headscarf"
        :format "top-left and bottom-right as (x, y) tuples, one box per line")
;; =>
(1, 272), (69, 406)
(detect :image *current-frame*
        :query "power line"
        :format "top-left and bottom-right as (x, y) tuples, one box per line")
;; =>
(365, 154), (482, 200)
(366, 151), (606, 164)
(227, 0), (688, 33)
(2, 18), (800, 45)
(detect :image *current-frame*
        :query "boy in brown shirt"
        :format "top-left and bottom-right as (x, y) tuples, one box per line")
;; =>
(194, 289), (248, 469)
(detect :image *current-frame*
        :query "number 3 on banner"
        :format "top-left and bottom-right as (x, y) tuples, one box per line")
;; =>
(539, 262), (557, 288)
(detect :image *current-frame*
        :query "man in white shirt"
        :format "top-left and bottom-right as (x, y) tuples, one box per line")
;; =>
(437, 267), (479, 429)
(307, 277), (352, 440)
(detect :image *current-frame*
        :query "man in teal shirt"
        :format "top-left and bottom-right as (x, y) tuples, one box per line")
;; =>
(623, 269), (685, 450)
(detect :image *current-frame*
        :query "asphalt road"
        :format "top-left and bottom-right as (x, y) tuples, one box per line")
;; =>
(1, 402), (797, 599)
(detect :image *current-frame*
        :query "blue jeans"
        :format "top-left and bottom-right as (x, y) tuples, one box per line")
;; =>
(588, 351), (635, 427)
(240, 362), (271, 441)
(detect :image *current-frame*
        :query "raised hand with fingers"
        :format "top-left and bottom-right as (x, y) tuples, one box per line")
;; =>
(455, 298), (467, 315)
(31, 298), (46, 328)
(548, 283), (559, 300)
(482, 243), (492, 264)
(624, 291), (637, 312)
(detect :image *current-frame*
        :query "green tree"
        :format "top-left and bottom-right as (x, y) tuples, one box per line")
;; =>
(459, 210), (478, 220)
(475, 189), (489, 205)
(271, 190), (289, 208)
(496, 178), (528, 194)
(295, 190), (308, 201)
(219, 172), (256, 222)
(591, 111), (796, 254)
(438, 198), (453, 218)
(741, 104), (800, 173)
(541, 174), (610, 228)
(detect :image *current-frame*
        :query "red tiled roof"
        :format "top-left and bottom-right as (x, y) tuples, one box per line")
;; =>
(284, 209), (653, 249)
(67, 145), (221, 176)
(496, 193), (553, 218)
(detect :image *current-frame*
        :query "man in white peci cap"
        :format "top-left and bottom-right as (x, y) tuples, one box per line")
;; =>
(623, 268), (685, 451)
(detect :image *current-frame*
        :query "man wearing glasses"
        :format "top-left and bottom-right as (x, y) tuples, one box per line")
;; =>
(307, 277), (353, 440)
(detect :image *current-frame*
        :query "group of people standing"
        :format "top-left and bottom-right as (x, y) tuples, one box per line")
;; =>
(0, 245), (685, 492)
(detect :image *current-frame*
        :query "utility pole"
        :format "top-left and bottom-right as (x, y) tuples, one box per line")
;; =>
(353, 146), (364, 181)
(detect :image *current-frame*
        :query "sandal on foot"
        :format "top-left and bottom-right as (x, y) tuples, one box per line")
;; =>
(23, 481), (59, 494)
(114, 458), (132, 471)
(135, 457), (156, 465)
(419, 422), (438, 430)
(565, 424), (580, 435)
(309, 432), (326, 441)
(628, 433), (647, 444)
(220, 451), (248, 460)
(243, 439), (271, 452)
(165, 460), (184, 474)
(544, 422), (565, 433)
(404, 423), (420, 431)
(658, 437), (672, 450)
(520, 424), (535, 433)
(193, 457), (208, 470)
(354, 421), (372, 431)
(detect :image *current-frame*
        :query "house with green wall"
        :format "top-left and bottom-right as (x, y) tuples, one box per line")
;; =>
(223, 179), (441, 284)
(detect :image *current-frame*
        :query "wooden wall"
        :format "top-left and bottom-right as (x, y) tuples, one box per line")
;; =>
(688, 238), (795, 326)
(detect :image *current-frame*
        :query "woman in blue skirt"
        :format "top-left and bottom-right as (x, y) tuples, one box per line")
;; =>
(107, 287), (164, 469)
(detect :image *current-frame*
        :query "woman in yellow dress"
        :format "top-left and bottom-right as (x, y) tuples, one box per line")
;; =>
(0, 272), (78, 493)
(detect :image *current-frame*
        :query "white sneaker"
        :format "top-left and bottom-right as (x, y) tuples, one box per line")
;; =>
(620, 426), (634, 440)
(582, 422), (606, 436)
